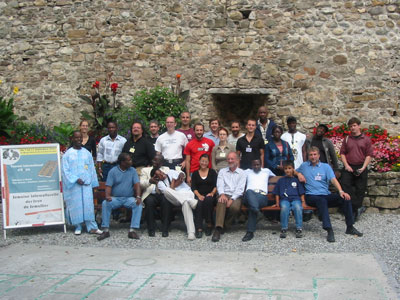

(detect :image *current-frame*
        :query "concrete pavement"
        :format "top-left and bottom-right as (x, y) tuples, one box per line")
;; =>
(0, 244), (397, 300)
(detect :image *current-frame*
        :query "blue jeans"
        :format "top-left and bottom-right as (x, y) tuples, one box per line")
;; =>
(101, 197), (143, 229)
(306, 194), (354, 230)
(243, 190), (274, 232)
(101, 163), (117, 182)
(280, 200), (303, 230)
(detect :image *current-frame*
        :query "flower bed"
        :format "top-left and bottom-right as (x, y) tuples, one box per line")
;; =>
(316, 124), (400, 173)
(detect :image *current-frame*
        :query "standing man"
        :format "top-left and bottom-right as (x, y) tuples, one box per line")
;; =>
(122, 121), (155, 175)
(227, 120), (244, 147)
(236, 119), (265, 170)
(296, 147), (363, 242)
(140, 154), (173, 237)
(155, 116), (188, 170)
(62, 131), (102, 235)
(184, 123), (215, 184)
(340, 117), (373, 220)
(148, 120), (160, 146)
(304, 124), (339, 170)
(97, 153), (143, 240)
(212, 152), (246, 242)
(97, 121), (127, 181)
(242, 159), (276, 242)
(281, 116), (306, 169)
(255, 106), (276, 143)
(177, 111), (195, 142)
(204, 118), (220, 145)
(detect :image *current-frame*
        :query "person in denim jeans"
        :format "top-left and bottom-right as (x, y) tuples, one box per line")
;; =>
(241, 159), (276, 242)
(97, 153), (143, 241)
(272, 160), (306, 238)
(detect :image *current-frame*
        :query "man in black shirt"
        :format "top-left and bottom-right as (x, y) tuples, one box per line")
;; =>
(236, 119), (265, 170)
(122, 122), (155, 175)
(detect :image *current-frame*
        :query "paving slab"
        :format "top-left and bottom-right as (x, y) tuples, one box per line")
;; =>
(0, 244), (397, 300)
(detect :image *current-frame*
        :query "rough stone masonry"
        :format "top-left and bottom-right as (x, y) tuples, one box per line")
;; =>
(0, 0), (399, 132)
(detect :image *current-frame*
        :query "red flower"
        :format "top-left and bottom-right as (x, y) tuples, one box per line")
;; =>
(92, 81), (100, 89)
(111, 83), (118, 93)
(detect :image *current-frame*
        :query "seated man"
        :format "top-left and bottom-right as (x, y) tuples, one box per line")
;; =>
(153, 168), (197, 240)
(242, 159), (276, 242)
(296, 147), (363, 242)
(212, 152), (246, 242)
(97, 153), (143, 240)
(140, 154), (173, 237)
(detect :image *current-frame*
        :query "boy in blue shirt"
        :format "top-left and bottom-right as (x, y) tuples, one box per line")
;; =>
(273, 160), (306, 238)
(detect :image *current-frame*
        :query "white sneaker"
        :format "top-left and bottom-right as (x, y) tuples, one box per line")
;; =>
(188, 233), (195, 240)
(74, 229), (81, 235)
(188, 199), (198, 210)
(90, 229), (103, 235)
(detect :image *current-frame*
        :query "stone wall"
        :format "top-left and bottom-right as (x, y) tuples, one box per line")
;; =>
(0, 0), (399, 132)
(365, 172), (400, 213)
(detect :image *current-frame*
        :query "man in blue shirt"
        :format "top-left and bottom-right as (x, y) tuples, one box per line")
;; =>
(97, 153), (143, 240)
(296, 146), (363, 242)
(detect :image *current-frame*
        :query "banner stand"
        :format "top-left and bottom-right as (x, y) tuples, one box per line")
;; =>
(1, 144), (66, 239)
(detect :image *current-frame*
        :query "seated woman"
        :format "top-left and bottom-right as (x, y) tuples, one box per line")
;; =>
(265, 125), (294, 176)
(191, 154), (217, 238)
(212, 127), (236, 172)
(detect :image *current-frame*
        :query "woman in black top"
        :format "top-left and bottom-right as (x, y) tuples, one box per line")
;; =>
(80, 120), (97, 158)
(191, 154), (217, 238)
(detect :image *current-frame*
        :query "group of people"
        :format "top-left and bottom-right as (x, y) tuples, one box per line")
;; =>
(61, 107), (372, 243)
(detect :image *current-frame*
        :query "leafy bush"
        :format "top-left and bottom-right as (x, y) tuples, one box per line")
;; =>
(0, 96), (18, 137)
(53, 123), (76, 146)
(112, 106), (145, 139)
(131, 87), (187, 131)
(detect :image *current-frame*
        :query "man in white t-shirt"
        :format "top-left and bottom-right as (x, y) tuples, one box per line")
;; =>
(241, 159), (276, 242)
(227, 120), (244, 148)
(281, 116), (306, 169)
(155, 116), (188, 170)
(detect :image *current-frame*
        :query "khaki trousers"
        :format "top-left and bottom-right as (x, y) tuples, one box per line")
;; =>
(215, 196), (242, 228)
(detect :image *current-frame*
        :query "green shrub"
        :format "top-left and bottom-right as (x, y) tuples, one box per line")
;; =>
(0, 96), (18, 137)
(131, 87), (188, 131)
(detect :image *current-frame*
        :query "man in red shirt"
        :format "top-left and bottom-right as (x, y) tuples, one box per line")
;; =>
(184, 123), (215, 185)
(340, 117), (373, 221)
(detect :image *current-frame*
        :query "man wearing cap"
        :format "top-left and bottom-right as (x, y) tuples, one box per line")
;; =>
(304, 123), (338, 170)
(281, 116), (306, 169)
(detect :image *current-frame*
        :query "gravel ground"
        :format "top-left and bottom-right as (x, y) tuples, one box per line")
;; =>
(1, 211), (399, 294)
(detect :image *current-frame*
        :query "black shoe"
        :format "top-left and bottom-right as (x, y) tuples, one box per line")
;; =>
(327, 229), (335, 242)
(242, 232), (254, 242)
(162, 231), (169, 238)
(295, 229), (303, 238)
(211, 229), (221, 242)
(205, 227), (212, 236)
(128, 231), (139, 239)
(148, 230), (155, 237)
(346, 226), (363, 237)
(195, 230), (203, 239)
(97, 231), (110, 241)
(280, 230), (287, 239)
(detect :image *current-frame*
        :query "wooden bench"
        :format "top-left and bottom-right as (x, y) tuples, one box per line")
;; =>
(94, 177), (317, 213)
(240, 176), (317, 211)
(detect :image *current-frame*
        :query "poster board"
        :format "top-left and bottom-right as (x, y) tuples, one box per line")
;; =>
(1, 144), (65, 236)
